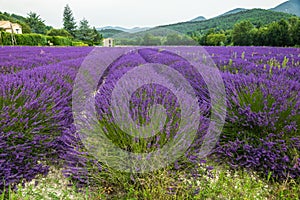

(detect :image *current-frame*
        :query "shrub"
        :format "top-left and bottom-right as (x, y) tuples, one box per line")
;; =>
(71, 41), (88, 46)
(0, 47), (97, 193)
(0, 31), (13, 45)
(48, 36), (72, 46)
(0, 66), (74, 191)
(46, 28), (72, 38)
(214, 73), (300, 181)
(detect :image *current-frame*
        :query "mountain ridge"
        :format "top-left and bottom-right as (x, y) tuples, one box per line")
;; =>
(97, 26), (150, 33)
(99, 0), (299, 37)
(153, 9), (296, 34)
(270, 0), (300, 16)
(190, 16), (206, 22)
(218, 8), (248, 17)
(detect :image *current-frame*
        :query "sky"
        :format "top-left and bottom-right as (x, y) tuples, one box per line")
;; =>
(0, 0), (288, 28)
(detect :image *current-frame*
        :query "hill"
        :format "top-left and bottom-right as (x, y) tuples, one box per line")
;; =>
(190, 16), (206, 22)
(154, 9), (296, 34)
(97, 26), (150, 33)
(270, 0), (300, 16)
(218, 8), (248, 17)
(97, 28), (125, 38)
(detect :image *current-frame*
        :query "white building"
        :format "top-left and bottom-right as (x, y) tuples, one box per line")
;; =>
(0, 21), (22, 34)
(103, 38), (114, 47)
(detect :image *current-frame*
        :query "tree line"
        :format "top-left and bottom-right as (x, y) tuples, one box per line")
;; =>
(115, 33), (196, 46)
(192, 17), (300, 46)
(115, 16), (300, 47)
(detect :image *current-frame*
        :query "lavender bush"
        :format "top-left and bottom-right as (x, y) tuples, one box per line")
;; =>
(0, 47), (94, 192)
(208, 46), (300, 180)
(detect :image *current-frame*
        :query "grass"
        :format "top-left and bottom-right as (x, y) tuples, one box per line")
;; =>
(2, 160), (299, 200)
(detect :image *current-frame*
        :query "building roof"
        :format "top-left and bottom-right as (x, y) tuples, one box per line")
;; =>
(0, 21), (22, 29)
(0, 21), (12, 29)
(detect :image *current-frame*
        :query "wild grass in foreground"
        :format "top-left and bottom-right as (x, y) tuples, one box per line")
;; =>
(2, 161), (299, 200)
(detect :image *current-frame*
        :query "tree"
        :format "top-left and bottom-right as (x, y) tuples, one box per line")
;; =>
(180, 35), (197, 45)
(165, 33), (182, 45)
(16, 21), (31, 33)
(141, 33), (161, 46)
(288, 17), (300, 45)
(206, 33), (226, 46)
(252, 27), (268, 46)
(232, 20), (254, 46)
(292, 20), (300, 45)
(63, 4), (77, 37)
(26, 12), (47, 34)
(224, 30), (233, 45)
(46, 28), (72, 37)
(277, 19), (291, 46)
(76, 18), (95, 45)
(267, 19), (291, 47)
(92, 27), (103, 45)
(199, 28), (215, 45)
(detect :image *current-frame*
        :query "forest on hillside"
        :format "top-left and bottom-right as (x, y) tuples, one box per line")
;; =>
(115, 17), (300, 47)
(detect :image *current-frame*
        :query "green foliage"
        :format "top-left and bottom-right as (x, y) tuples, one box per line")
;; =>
(48, 36), (72, 46)
(198, 28), (215, 45)
(63, 4), (77, 37)
(46, 28), (72, 38)
(206, 33), (226, 46)
(141, 33), (161, 45)
(115, 38), (141, 46)
(92, 27), (103, 45)
(160, 9), (295, 34)
(0, 31), (13, 45)
(250, 18), (300, 46)
(164, 33), (181, 45)
(0, 10), (103, 46)
(98, 29), (125, 38)
(164, 33), (196, 45)
(71, 41), (88, 46)
(232, 20), (254, 46)
(14, 21), (31, 33)
(267, 19), (291, 46)
(0, 31), (72, 46)
(25, 12), (47, 34)
(193, 17), (300, 47)
(15, 33), (47, 46)
(288, 17), (300, 45)
(0, 12), (31, 33)
(3, 162), (299, 199)
(63, 7), (102, 46)
(75, 18), (102, 46)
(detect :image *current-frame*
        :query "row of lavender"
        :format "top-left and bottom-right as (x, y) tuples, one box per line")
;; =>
(0, 46), (299, 192)
(0, 46), (94, 191)
(207, 47), (300, 180)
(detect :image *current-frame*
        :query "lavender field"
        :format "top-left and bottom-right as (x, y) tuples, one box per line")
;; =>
(0, 46), (299, 199)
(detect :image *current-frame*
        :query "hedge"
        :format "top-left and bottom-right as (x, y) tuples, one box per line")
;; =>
(0, 32), (75, 46)
(0, 31), (14, 45)
(72, 41), (89, 46)
(16, 33), (47, 46)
